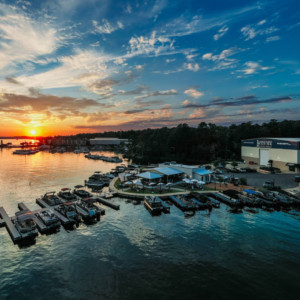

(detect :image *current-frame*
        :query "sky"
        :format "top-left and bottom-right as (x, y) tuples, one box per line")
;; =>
(0, 0), (299, 136)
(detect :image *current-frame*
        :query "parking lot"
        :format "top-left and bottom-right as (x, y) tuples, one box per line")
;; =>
(225, 171), (300, 189)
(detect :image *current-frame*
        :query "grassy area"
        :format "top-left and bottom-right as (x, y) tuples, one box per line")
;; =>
(114, 178), (121, 189)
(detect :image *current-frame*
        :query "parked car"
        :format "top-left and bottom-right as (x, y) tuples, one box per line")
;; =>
(263, 181), (274, 188)
(295, 175), (300, 182)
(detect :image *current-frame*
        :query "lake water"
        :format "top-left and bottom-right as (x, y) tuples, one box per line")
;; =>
(0, 146), (299, 300)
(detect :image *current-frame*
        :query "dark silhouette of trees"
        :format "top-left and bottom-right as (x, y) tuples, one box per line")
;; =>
(74, 119), (300, 164)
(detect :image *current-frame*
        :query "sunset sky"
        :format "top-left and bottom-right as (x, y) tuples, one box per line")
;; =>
(0, 0), (299, 136)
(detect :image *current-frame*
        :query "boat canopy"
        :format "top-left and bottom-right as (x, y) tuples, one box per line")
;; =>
(243, 189), (259, 195)
(16, 211), (35, 222)
(61, 188), (71, 191)
(74, 185), (84, 189)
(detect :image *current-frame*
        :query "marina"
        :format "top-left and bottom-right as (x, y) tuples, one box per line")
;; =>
(0, 147), (299, 299)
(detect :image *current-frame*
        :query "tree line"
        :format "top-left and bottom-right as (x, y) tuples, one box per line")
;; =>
(75, 119), (300, 164)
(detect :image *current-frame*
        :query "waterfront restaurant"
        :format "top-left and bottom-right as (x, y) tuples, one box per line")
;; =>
(158, 162), (212, 183)
(152, 167), (184, 183)
(136, 171), (163, 185)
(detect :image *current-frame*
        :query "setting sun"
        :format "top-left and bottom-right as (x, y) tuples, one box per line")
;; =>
(30, 129), (36, 136)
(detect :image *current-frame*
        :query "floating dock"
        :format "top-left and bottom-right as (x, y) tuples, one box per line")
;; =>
(169, 195), (190, 211)
(190, 198), (209, 210)
(0, 206), (21, 243)
(96, 197), (120, 210)
(211, 192), (239, 207)
(156, 197), (170, 213)
(36, 198), (72, 226)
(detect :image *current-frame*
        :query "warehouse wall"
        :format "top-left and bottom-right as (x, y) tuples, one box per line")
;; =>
(269, 149), (298, 163)
(241, 146), (259, 158)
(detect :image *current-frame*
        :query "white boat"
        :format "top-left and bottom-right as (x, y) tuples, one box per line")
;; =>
(13, 149), (39, 155)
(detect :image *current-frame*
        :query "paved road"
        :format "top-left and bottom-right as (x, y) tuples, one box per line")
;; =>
(224, 171), (300, 189)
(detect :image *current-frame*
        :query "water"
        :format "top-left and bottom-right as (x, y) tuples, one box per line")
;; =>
(0, 146), (300, 300)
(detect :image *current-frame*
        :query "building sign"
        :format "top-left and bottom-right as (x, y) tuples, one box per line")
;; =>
(242, 139), (299, 150)
(257, 140), (272, 148)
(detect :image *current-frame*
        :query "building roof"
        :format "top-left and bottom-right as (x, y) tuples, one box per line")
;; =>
(153, 167), (184, 176)
(193, 168), (212, 176)
(242, 137), (300, 142)
(136, 172), (163, 180)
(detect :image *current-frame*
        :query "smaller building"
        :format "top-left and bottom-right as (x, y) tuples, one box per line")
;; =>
(89, 138), (128, 145)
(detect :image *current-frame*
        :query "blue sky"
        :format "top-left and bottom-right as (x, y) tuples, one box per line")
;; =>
(0, 0), (299, 135)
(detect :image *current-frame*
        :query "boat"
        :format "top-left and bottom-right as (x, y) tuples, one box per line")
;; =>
(13, 211), (38, 240)
(36, 209), (61, 231)
(73, 187), (92, 198)
(76, 198), (101, 222)
(58, 188), (78, 201)
(55, 202), (81, 226)
(42, 192), (63, 206)
(85, 172), (110, 188)
(144, 196), (164, 215)
(13, 149), (39, 155)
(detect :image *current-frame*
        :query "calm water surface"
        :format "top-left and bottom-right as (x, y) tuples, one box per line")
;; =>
(0, 146), (299, 300)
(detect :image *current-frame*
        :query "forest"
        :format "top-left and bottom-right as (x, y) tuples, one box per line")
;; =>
(76, 119), (300, 164)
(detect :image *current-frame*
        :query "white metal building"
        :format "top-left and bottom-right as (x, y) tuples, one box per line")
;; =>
(89, 138), (128, 145)
(241, 138), (300, 172)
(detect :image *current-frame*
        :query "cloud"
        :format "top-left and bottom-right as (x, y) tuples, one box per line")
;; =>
(241, 20), (278, 41)
(162, 4), (258, 38)
(266, 35), (280, 42)
(127, 31), (175, 57)
(5, 76), (22, 85)
(183, 63), (200, 72)
(240, 61), (272, 74)
(0, 4), (58, 70)
(184, 88), (203, 99)
(213, 25), (229, 40)
(202, 48), (242, 70)
(92, 19), (124, 34)
(0, 91), (111, 124)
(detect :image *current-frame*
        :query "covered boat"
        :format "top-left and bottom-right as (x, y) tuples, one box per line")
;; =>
(144, 196), (164, 215)
(55, 202), (81, 226)
(58, 188), (77, 201)
(14, 211), (38, 239)
(42, 192), (63, 206)
(37, 209), (61, 230)
(77, 198), (101, 222)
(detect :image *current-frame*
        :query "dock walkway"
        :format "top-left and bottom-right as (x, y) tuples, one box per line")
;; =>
(96, 197), (120, 210)
(0, 207), (21, 242)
